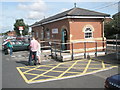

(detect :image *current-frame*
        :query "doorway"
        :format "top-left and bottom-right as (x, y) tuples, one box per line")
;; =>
(61, 29), (68, 50)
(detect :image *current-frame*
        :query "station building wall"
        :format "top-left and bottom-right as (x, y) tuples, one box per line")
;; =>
(32, 18), (105, 52)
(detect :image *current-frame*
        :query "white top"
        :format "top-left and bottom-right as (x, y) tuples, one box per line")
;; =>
(36, 43), (41, 56)
(30, 39), (39, 52)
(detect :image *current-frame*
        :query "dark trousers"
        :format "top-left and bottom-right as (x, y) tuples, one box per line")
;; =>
(9, 47), (13, 56)
(28, 50), (37, 65)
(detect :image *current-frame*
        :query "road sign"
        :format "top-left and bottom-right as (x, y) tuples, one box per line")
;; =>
(19, 26), (24, 30)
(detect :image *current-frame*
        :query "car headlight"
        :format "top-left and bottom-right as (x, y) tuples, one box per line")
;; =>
(109, 82), (120, 88)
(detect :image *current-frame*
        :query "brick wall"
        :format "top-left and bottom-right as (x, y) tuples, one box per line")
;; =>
(32, 18), (105, 52)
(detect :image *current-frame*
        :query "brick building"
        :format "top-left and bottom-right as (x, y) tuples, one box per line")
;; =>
(31, 7), (110, 52)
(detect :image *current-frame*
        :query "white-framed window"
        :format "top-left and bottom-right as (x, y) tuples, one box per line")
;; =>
(32, 32), (34, 36)
(83, 25), (94, 39)
(84, 27), (93, 38)
(46, 29), (50, 39)
(41, 30), (44, 40)
(36, 32), (38, 38)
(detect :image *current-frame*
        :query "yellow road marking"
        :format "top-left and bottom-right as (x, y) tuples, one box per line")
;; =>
(36, 68), (80, 74)
(102, 61), (105, 68)
(35, 68), (64, 73)
(16, 59), (118, 84)
(16, 67), (29, 83)
(74, 64), (88, 65)
(82, 59), (92, 74)
(29, 63), (63, 82)
(60, 66), (118, 78)
(73, 67), (102, 69)
(42, 75), (56, 78)
(66, 71), (80, 73)
(46, 66), (71, 69)
(83, 66), (118, 74)
(23, 66), (42, 73)
(31, 77), (54, 82)
(57, 60), (78, 78)
(35, 69), (48, 71)
(24, 68), (81, 74)
(24, 73), (39, 76)
(88, 64), (102, 65)
(86, 68), (102, 69)
(40, 65), (53, 67)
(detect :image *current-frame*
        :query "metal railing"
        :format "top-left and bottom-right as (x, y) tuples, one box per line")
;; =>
(50, 41), (106, 61)
(40, 39), (120, 61)
(106, 38), (120, 60)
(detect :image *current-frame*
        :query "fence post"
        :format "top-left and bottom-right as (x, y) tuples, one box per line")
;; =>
(113, 39), (114, 49)
(55, 43), (57, 59)
(105, 40), (107, 54)
(71, 42), (74, 60)
(84, 42), (86, 59)
(50, 42), (53, 57)
(116, 34), (118, 60)
(95, 42), (97, 57)
(60, 43), (62, 60)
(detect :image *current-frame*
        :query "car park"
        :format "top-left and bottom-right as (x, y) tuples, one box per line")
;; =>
(104, 74), (120, 89)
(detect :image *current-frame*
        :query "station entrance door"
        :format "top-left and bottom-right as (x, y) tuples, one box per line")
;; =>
(61, 29), (67, 50)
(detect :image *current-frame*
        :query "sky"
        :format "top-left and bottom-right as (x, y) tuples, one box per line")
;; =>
(0, 0), (120, 33)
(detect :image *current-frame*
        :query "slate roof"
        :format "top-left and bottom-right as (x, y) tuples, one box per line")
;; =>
(31, 7), (110, 26)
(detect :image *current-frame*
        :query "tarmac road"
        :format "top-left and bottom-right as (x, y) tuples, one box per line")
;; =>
(2, 50), (119, 88)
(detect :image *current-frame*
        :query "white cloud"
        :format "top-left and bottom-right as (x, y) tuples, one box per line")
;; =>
(18, 0), (47, 11)
(27, 11), (44, 20)
(18, 4), (28, 10)
(18, 0), (47, 20)
(29, 1), (47, 11)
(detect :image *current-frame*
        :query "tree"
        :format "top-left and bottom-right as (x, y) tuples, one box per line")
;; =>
(14, 19), (29, 36)
(112, 12), (120, 34)
(104, 21), (114, 38)
(104, 12), (120, 39)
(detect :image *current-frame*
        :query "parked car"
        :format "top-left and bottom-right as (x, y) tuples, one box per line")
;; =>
(104, 74), (120, 89)
(2, 40), (29, 51)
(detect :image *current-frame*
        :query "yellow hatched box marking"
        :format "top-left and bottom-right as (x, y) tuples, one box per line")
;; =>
(16, 59), (117, 84)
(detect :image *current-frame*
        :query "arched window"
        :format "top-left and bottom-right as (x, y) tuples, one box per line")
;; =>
(83, 25), (94, 39)
(85, 27), (92, 38)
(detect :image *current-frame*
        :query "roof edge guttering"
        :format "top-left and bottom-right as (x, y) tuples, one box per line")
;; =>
(31, 7), (110, 28)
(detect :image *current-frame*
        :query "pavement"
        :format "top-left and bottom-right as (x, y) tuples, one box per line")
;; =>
(92, 52), (120, 65)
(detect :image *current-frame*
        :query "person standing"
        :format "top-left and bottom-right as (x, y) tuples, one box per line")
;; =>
(6, 39), (13, 57)
(28, 37), (39, 66)
(36, 38), (41, 65)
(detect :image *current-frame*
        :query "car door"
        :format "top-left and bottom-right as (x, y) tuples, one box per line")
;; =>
(12, 41), (18, 51)
(13, 41), (23, 51)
